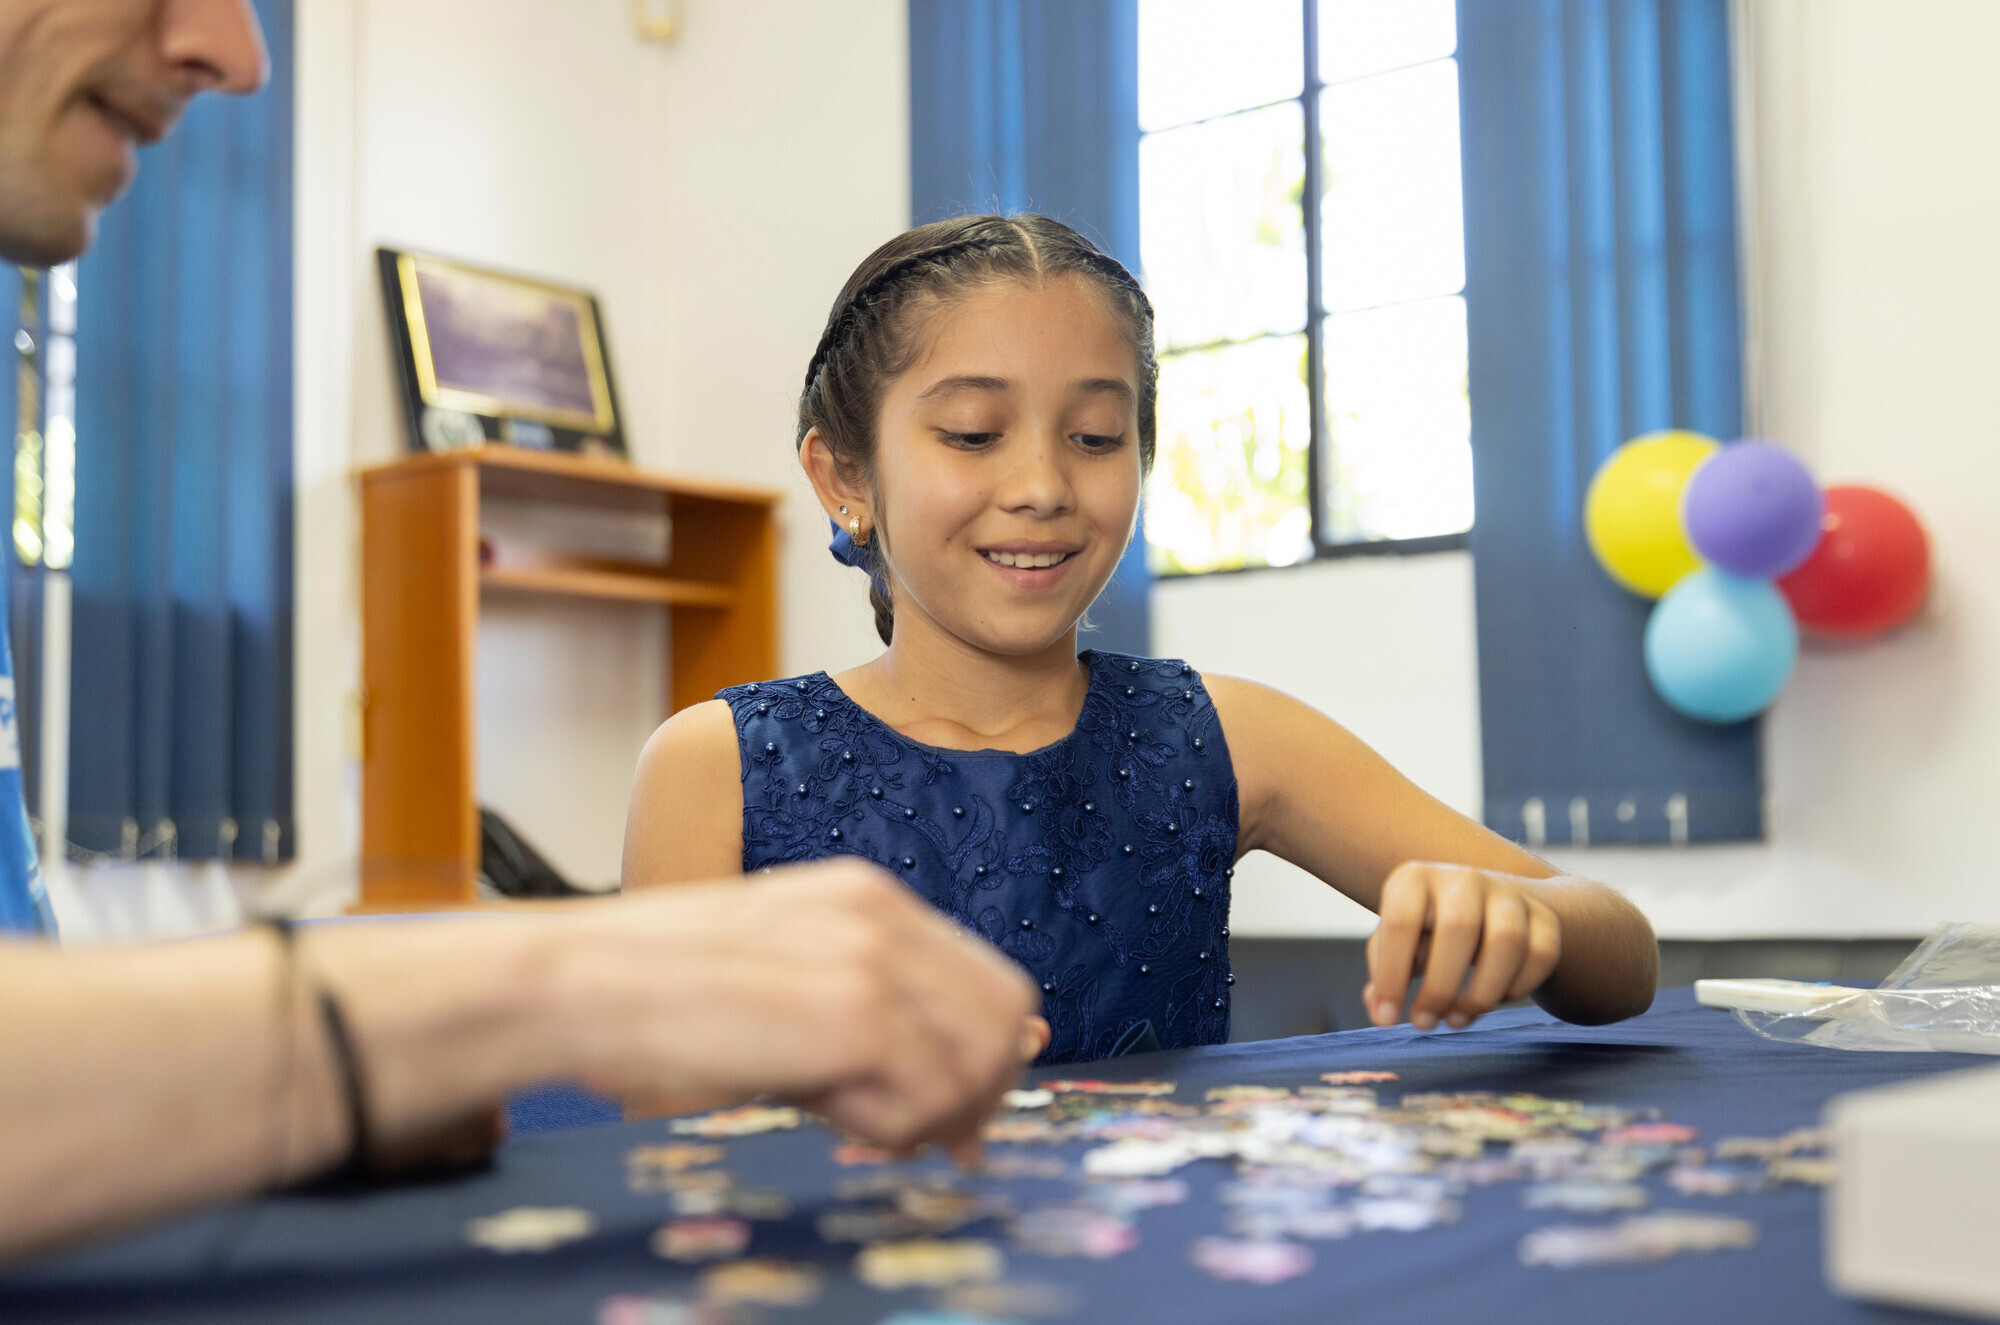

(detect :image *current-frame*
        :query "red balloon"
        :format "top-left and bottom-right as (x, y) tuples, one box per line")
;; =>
(1777, 485), (1930, 638)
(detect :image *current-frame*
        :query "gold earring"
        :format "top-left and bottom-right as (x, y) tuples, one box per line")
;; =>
(849, 517), (861, 535)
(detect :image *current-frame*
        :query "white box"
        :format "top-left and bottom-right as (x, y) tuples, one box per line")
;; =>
(1827, 1064), (2000, 1320)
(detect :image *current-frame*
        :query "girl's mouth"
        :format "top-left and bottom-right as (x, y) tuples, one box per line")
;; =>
(982, 549), (1073, 569)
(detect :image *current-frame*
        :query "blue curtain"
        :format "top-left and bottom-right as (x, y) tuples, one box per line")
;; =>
(1458, 0), (1756, 845)
(67, 0), (295, 861)
(908, 0), (1150, 655)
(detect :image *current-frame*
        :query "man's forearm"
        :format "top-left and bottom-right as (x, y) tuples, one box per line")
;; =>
(0, 931), (324, 1259)
(0, 918), (566, 1262)
(0, 867), (1039, 1263)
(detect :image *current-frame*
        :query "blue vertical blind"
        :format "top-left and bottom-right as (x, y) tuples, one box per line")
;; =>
(67, 0), (295, 861)
(1458, 0), (1755, 845)
(908, 0), (1150, 655)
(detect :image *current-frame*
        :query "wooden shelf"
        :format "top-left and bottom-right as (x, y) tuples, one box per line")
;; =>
(359, 446), (779, 909)
(480, 565), (736, 607)
(358, 445), (780, 513)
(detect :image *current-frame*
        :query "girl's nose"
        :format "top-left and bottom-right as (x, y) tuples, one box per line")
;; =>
(996, 431), (1076, 517)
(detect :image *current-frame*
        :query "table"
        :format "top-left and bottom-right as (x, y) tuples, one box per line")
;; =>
(0, 989), (1979, 1324)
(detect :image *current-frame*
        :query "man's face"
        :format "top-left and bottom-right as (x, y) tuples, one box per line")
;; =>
(0, 0), (266, 266)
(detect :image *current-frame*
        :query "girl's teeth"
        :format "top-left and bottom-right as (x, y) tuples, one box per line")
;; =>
(986, 551), (1068, 568)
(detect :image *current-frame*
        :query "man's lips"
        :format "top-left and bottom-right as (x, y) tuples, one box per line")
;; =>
(86, 92), (170, 146)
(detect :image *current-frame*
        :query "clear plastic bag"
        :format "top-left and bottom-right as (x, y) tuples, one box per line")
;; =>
(1736, 922), (2000, 1054)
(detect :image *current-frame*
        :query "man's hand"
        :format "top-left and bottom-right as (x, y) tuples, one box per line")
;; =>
(1362, 861), (1562, 1031)
(553, 860), (1037, 1161)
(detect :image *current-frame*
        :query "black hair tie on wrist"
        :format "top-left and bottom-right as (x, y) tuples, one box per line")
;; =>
(259, 917), (372, 1183)
(314, 983), (374, 1183)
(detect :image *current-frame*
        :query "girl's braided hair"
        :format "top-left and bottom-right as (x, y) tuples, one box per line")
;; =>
(797, 214), (1158, 645)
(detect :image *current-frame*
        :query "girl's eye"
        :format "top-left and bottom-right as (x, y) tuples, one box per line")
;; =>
(1073, 433), (1125, 452)
(939, 431), (999, 448)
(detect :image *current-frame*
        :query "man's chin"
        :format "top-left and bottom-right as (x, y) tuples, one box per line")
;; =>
(0, 203), (96, 267)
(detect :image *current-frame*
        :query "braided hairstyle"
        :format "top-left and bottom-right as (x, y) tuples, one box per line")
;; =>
(797, 214), (1158, 645)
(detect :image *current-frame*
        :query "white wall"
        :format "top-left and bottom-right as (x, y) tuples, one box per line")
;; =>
(1155, 553), (1482, 937)
(1187, 0), (2000, 941)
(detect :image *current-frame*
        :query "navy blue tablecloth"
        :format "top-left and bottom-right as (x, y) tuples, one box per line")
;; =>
(0, 989), (1980, 1324)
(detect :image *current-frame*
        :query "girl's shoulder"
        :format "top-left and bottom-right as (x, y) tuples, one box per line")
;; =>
(636, 698), (740, 780)
(1075, 656), (1310, 767)
(1077, 649), (1206, 688)
(716, 672), (828, 707)
(714, 672), (842, 738)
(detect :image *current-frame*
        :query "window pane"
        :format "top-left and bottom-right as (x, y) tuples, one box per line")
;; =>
(1320, 58), (1464, 313)
(1140, 0), (1303, 131)
(1147, 334), (1313, 575)
(1141, 103), (1307, 352)
(1319, 297), (1472, 544)
(1317, 0), (1456, 85)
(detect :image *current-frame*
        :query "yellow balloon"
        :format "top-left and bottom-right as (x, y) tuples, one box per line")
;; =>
(1584, 431), (1719, 598)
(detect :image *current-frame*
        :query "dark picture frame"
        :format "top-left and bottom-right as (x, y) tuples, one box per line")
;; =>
(376, 247), (628, 457)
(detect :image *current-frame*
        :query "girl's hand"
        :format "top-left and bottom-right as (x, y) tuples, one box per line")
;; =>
(1362, 861), (1562, 1031)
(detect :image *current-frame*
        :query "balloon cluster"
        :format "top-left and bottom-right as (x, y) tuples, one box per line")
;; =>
(1584, 432), (1931, 723)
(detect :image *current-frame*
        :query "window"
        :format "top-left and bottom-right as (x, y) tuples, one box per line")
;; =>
(13, 263), (78, 571)
(1138, 0), (1473, 576)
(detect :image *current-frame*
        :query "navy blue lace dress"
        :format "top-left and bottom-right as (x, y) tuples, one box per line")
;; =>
(719, 651), (1238, 1065)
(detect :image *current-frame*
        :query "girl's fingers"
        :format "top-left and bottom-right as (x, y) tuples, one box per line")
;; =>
(1505, 900), (1563, 1002)
(1365, 864), (1434, 1025)
(1409, 871), (1484, 1030)
(1450, 891), (1529, 1028)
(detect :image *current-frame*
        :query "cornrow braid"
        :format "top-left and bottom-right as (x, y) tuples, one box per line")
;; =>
(798, 228), (1012, 410)
(797, 214), (1160, 646)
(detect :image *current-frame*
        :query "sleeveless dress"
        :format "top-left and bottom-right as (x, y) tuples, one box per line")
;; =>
(718, 650), (1239, 1065)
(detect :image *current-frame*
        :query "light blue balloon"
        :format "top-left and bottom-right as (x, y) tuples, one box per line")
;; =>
(1644, 569), (1799, 723)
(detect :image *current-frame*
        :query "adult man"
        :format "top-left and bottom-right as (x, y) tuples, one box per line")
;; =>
(0, 0), (1036, 1262)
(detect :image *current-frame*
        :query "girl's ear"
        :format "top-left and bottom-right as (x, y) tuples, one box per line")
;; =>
(800, 428), (872, 526)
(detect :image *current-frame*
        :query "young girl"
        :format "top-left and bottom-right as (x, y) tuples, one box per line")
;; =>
(623, 214), (1656, 1065)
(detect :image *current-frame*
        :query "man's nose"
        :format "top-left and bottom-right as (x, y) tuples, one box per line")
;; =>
(161, 0), (270, 96)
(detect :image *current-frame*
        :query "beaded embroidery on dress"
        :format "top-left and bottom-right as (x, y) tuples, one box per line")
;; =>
(719, 651), (1239, 1065)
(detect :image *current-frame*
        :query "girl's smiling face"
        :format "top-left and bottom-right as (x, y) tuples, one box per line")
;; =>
(863, 274), (1144, 658)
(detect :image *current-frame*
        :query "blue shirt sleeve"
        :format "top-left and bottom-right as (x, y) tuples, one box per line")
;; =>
(0, 581), (54, 936)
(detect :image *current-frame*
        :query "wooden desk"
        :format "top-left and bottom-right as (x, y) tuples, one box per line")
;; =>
(358, 447), (777, 908)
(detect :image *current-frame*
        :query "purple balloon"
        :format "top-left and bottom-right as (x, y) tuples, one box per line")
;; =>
(1681, 440), (1825, 579)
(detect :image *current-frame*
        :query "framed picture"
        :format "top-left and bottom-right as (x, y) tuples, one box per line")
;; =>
(376, 248), (627, 457)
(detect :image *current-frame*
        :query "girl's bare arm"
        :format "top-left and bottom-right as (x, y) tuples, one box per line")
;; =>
(1207, 673), (1656, 1029)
